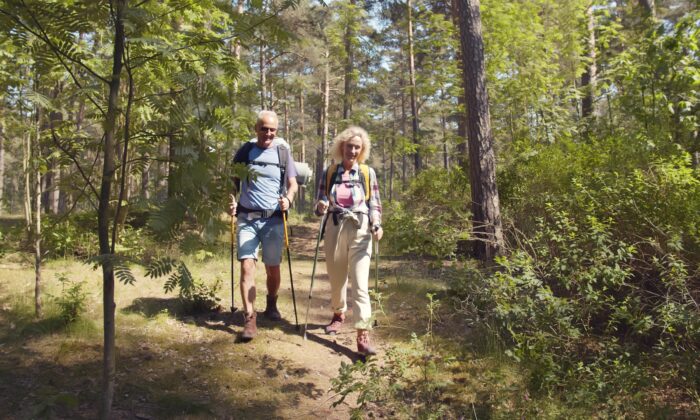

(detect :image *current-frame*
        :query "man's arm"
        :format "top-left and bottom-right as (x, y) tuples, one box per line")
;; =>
(279, 147), (298, 211)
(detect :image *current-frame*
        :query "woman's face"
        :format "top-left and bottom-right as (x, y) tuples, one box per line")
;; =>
(343, 136), (363, 166)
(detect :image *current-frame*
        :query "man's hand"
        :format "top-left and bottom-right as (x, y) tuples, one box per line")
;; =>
(229, 193), (237, 216)
(315, 200), (329, 215)
(279, 195), (292, 212)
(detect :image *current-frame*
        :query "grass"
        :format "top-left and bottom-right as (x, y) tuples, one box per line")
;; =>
(0, 254), (347, 418)
(3, 231), (679, 418)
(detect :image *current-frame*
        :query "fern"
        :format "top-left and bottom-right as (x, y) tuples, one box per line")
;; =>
(145, 257), (178, 278)
(114, 263), (136, 285)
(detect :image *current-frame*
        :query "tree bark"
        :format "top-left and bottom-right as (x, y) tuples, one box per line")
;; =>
(231, 0), (244, 115)
(581, 4), (597, 120)
(321, 51), (330, 169)
(0, 119), (4, 214)
(23, 132), (31, 234)
(639, 0), (655, 18)
(33, 107), (42, 317)
(451, 0), (468, 169)
(98, 1), (126, 417)
(407, 0), (422, 174)
(343, 0), (357, 120)
(298, 93), (306, 211)
(34, 126), (42, 318)
(457, 0), (504, 260)
(260, 41), (267, 110)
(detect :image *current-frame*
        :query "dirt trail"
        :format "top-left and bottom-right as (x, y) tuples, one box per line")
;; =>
(0, 218), (406, 419)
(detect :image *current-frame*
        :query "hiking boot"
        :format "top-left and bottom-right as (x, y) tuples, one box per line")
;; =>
(263, 295), (282, 321)
(324, 312), (345, 335)
(356, 329), (377, 356)
(241, 312), (257, 341)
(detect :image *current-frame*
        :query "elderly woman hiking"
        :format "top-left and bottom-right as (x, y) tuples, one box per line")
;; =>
(315, 126), (383, 356)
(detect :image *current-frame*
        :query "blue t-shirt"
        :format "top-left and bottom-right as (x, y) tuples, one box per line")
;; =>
(239, 138), (298, 211)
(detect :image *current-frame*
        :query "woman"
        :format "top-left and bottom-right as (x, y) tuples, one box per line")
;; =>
(315, 126), (383, 356)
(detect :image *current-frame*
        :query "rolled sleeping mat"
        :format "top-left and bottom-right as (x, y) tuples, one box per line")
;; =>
(294, 162), (313, 186)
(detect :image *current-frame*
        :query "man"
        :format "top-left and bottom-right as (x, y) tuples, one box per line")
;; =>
(231, 110), (298, 341)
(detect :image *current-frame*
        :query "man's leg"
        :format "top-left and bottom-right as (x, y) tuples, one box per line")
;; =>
(240, 258), (257, 315)
(265, 265), (281, 295)
(236, 218), (262, 340)
(261, 217), (284, 321)
(240, 258), (258, 340)
(263, 265), (282, 320)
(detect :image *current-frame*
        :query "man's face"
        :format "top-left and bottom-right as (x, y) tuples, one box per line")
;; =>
(255, 115), (278, 148)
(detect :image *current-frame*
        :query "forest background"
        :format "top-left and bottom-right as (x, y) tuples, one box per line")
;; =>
(0, 0), (699, 418)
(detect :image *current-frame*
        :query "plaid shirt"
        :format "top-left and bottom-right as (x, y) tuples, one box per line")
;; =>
(316, 163), (382, 227)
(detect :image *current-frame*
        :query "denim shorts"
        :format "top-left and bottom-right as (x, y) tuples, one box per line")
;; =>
(237, 215), (284, 265)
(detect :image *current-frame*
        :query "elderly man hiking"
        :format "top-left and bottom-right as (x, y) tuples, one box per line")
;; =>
(230, 110), (298, 341)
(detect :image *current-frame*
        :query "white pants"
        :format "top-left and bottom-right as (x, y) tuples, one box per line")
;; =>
(324, 212), (373, 330)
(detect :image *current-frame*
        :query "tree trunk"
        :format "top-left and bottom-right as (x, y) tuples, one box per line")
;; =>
(33, 108), (42, 318)
(98, 1), (126, 417)
(442, 113), (449, 170)
(457, 0), (504, 261)
(451, 0), (468, 169)
(34, 130), (42, 318)
(581, 4), (597, 120)
(298, 94), (306, 211)
(260, 41), (267, 110)
(231, 0), (244, 115)
(283, 78), (290, 143)
(0, 119), (4, 214)
(321, 51), (330, 168)
(141, 153), (151, 201)
(399, 49), (408, 189)
(407, 0), (422, 174)
(343, 0), (357, 120)
(639, 0), (655, 18)
(23, 131), (31, 234)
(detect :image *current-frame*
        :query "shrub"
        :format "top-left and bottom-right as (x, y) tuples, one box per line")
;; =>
(180, 278), (222, 314)
(331, 334), (455, 419)
(146, 258), (222, 314)
(52, 273), (88, 325)
(383, 167), (471, 258)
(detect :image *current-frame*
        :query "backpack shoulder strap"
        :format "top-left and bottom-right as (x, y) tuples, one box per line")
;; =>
(232, 141), (256, 191)
(233, 141), (255, 165)
(359, 164), (370, 203)
(324, 163), (339, 199)
(276, 143), (288, 194)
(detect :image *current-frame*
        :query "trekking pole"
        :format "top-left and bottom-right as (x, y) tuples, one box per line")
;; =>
(373, 237), (379, 327)
(303, 212), (328, 340)
(374, 238), (379, 291)
(230, 200), (238, 313)
(282, 210), (300, 330)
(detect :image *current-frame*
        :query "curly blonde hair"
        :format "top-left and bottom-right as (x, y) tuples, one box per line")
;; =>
(329, 126), (371, 163)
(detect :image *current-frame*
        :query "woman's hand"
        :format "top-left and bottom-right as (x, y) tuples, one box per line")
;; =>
(316, 200), (329, 215)
(372, 226), (383, 241)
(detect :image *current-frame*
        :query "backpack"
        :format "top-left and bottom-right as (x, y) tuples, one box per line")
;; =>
(233, 141), (289, 193)
(325, 163), (370, 203)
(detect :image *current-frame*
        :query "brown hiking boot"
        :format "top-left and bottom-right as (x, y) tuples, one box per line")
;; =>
(241, 312), (257, 341)
(324, 312), (345, 335)
(263, 295), (282, 321)
(356, 329), (377, 356)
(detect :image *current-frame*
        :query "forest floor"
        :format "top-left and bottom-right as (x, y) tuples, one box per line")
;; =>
(0, 218), (528, 419)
